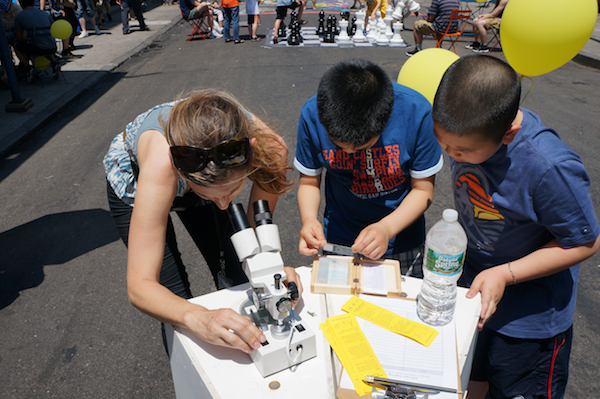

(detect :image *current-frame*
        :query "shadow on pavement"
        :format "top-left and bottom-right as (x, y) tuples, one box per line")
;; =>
(0, 208), (119, 309)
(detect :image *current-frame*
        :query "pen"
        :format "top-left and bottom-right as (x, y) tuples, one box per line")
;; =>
(405, 252), (421, 278)
(365, 375), (461, 395)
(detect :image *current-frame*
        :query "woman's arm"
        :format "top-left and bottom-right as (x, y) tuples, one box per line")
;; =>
(127, 129), (266, 353)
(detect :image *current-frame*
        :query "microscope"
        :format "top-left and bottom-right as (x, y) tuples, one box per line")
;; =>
(228, 200), (317, 377)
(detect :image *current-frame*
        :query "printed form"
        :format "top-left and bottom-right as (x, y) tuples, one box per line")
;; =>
(340, 295), (460, 399)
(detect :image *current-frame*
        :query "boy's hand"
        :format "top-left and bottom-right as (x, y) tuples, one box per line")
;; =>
(466, 266), (508, 330)
(299, 218), (326, 256)
(352, 222), (390, 260)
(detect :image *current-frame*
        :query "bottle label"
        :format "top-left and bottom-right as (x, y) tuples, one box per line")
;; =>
(425, 248), (464, 275)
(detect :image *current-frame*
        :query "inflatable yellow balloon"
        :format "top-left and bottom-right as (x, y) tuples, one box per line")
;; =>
(33, 56), (50, 71)
(50, 19), (73, 40)
(501, 0), (597, 76)
(397, 48), (459, 105)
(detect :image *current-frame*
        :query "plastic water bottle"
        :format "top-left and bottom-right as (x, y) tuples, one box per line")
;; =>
(417, 209), (467, 326)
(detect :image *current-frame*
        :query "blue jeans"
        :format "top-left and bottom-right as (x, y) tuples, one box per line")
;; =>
(223, 6), (239, 41)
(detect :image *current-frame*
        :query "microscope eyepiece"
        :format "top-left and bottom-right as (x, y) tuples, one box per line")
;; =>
(253, 199), (273, 226)
(228, 203), (251, 232)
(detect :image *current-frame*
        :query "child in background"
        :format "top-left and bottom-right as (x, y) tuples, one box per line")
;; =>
(295, 59), (443, 276)
(245, 0), (260, 40)
(364, 0), (387, 31)
(272, 0), (301, 43)
(432, 54), (600, 399)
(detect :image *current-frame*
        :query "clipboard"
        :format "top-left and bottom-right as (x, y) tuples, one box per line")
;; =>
(330, 296), (464, 399)
(311, 255), (402, 297)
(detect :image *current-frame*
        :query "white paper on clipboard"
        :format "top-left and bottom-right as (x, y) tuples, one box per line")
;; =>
(339, 295), (460, 398)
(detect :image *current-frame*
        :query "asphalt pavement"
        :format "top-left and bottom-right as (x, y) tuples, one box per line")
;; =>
(1, 2), (600, 398)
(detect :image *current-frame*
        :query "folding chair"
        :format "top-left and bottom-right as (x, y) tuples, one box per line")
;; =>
(435, 9), (471, 54)
(181, 10), (211, 41)
(486, 24), (501, 51)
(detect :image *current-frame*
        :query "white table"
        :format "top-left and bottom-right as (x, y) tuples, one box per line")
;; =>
(167, 266), (481, 399)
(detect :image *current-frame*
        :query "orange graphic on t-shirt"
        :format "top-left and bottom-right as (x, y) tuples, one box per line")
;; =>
(457, 174), (504, 221)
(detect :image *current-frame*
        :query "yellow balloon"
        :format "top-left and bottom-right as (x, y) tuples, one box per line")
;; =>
(397, 48), (459, 105)
(33, 56), (50, 71)
(501, 0), (597, 76)
(50, 19), (73, 40)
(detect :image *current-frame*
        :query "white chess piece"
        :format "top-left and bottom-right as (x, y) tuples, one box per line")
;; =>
(367, 23), (378, 42)
(392, 0), (420, 22)
(376, 16), (389, 45)
(337, 18), (351, 43)
(353, 10), (367, 42)
(384, 15), (394, 39)
(389, 22), (408, 47)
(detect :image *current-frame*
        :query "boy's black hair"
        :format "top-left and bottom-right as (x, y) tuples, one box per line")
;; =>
(433, 55), (521, 144)
(21, 0), (35, 7)
(317, 59), (394, 147)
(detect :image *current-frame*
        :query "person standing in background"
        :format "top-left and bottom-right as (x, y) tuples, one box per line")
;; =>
(116, 0), (148, 34)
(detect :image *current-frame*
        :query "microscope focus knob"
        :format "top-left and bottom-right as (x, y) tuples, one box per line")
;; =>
(276, 297), (293, 314)
(252, 289), (265, 310)
(274, 273), (282, 290)
(288, 281), (299, 301)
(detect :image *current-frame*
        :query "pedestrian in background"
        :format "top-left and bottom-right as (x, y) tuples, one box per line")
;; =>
(116, 0), (148, 34)
(221, 0), (242, 43)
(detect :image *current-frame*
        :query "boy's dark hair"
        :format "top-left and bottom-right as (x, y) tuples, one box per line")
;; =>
(433, 55), (521, 144)
(317, 59), (394, 147)
(21, 0), (35, 8)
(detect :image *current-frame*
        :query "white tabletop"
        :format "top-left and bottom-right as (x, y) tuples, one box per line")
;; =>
(167, 266), (481, 399)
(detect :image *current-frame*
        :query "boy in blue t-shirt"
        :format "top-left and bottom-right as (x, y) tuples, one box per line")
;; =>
(432, 55), (600, 399)
(295, 59), (443, 276)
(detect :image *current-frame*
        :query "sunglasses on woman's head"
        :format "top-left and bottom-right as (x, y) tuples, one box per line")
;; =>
(170, 137), (250, 173)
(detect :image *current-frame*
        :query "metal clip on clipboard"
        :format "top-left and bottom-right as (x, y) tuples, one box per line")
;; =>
(364, 376), (441, 399)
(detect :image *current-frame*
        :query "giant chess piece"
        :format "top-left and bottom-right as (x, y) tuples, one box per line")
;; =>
(352, 10), (367, 42)
(389, 22), (408, 46)
(337, 17), (351, 43)
(392, 0), (420, 23)
(366, 17), (378, 42)
(317, 10), (325, 36)
(384, 15), (394, 38)
(332, 16), (339, 35)
(288, 20), (302, 45)
(376, 17), (390, 45)
(323, 15), (336, 43)
(348, 16), (357, 37)
(290, 10), (298, 26)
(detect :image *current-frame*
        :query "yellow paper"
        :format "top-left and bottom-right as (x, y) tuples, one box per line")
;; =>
(320, 313), (387, 396)
(342, 295), (439, 347)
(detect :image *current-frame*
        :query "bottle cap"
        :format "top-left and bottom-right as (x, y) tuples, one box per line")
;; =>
(443, 209), (458, 222)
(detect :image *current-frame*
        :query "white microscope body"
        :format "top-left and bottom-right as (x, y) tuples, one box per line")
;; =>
(228, 201), (317, 377)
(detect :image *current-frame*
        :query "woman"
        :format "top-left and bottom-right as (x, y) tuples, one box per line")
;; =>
(103, 90), (301, 355)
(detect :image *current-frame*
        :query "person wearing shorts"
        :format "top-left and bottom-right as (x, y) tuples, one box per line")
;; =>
(247, 15), (260, 40)
(405, 0), (458, 56)
(272, 0), (301, 43)
(75, 0), (101, 37)
(466, 0), (508, 53)
(179, 0), (222, 38)
(471, 325), (573, 398)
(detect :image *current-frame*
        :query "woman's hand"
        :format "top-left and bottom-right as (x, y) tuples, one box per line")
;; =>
(184, 306), (266, 354)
